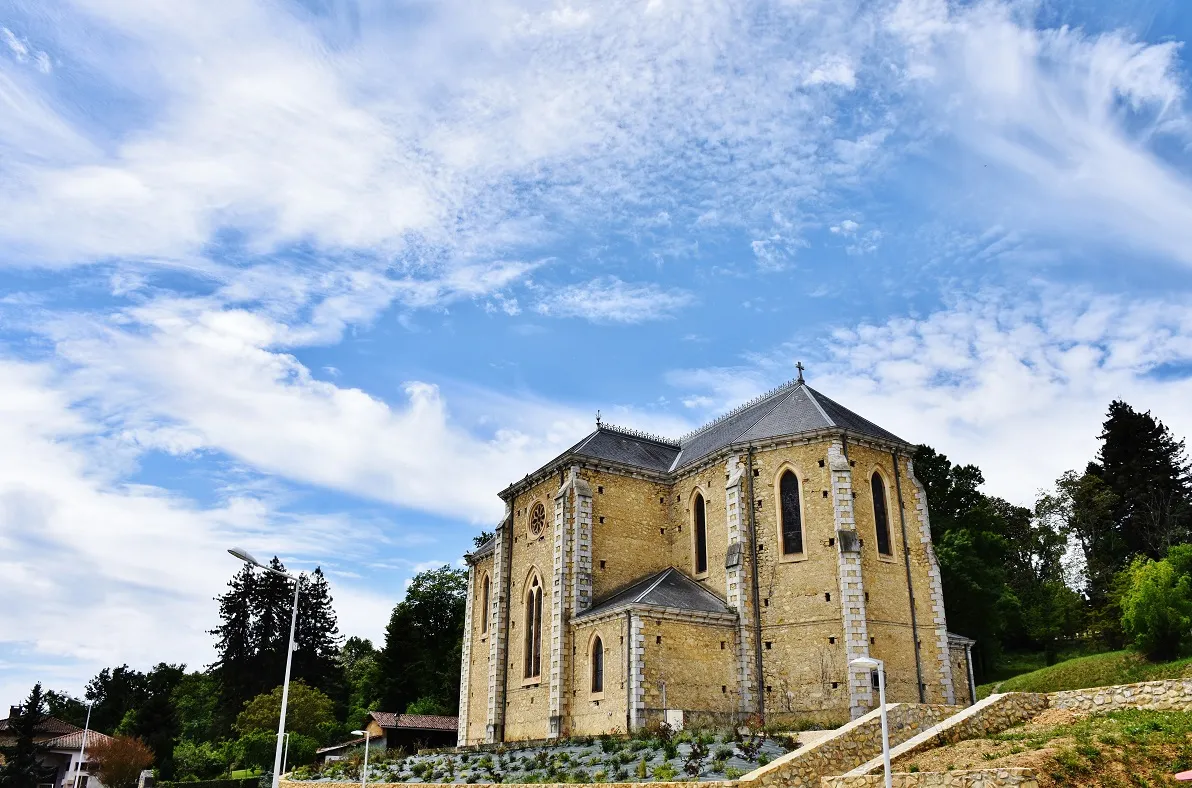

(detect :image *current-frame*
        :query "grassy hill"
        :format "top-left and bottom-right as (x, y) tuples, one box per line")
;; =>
(978, 650), (1192, 698)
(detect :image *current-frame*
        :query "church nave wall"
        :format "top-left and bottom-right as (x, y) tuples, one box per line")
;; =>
(568, 617), (630, 737)
(582, 468), (673, 601)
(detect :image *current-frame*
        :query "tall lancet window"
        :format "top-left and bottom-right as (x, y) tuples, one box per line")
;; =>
(872, 472), (893, 556)
(480, 575), (491, 634)
(780, 470), (804, 555)
(693, 492), (708, 575)
(591, 636), (604, 693)
(524, 574), (543, 678)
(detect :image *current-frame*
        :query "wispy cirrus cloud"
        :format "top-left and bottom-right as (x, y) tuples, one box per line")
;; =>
(534, 277), (695, 324)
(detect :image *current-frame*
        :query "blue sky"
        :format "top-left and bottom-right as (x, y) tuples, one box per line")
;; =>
(3, 0), (1192, 705)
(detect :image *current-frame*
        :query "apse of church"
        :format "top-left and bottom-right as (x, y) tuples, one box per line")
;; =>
(457, 375), (967, 745)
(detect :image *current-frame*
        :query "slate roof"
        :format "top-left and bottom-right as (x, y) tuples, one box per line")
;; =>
(499, 377), (909, 501)
(577, 567), (735, 620)
(317, 736), (367, 755)
(368, 712), (458, 731)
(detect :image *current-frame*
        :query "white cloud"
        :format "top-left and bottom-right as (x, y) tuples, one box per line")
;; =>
(534, 277), (695, 323)
(0, 357), (398, 702)
(672, 289), (1192, 507)
(886, 0), (1192, 266)
(805, 56), (857, 89)
(830, 219), (860, 234)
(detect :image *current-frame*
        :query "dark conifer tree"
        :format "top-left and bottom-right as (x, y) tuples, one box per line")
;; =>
(250, 557), (295, 696)
(127, 663), (186, 779)
(293, 567), (344, 704)
(1093, 400), (1192, 560)
(0, 684), (55, 788)
(210, 564), (258, 730)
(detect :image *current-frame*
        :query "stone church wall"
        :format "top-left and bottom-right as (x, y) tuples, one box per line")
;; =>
(638, 616), (739, 726)
(568, 616), (630, 736)
(501, 473), (560, 742)
(464, 551), (495, 744)
(668, 463), (733, 599)
(585, 469), (674, 601)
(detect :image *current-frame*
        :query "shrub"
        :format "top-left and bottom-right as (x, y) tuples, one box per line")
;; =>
(683, 739), (709, 777)
(652, 762), (678, 781)
(91, 735), (155, 788)
(662, 739), (679, 760)
(723, 767), (745, 779)
(1121, 555), (1192, 659)
(173, 739), (229, 780)
(713, 746), (734, 762)
(635, 757), (649, 779)
(756, 754), (770, 767)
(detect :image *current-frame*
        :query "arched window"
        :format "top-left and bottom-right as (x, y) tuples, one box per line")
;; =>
(871, 472), (892, 556)
(524, 574), (543, 678)
(780, 470), (803, 555)
(591, 636), (604, 693)
(480, 575), (491, 634)
(693, 492), (708, 575)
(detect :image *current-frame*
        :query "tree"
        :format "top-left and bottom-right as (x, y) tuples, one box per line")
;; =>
(235, 681), (337, 740)
(44, 689), (89, 728)
(472, 531), (494, 550)
(379, 565), (467, 714)
(173, 739), (231, 781)
(172, 671), (220, 743)
(234, 731), (276, 772)
(0, 684), (55, 788)
(1095, 400), (1192, 560)
(211, 564), (259, 731)
(129, 663), (185, 779)
(1037, 470), (1121, 608)
(85, 665), (148, 735)
(293, 568), (344, 704)
(91, 735), (155, 788)
(340, 637), (382, 730)
(1120, 553), (1192, 660)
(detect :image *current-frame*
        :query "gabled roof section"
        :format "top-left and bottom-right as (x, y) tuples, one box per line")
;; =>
(578, 567), (734, 619)
(570, 425), (680, 473)
(667, 380), (908, 470)
(0, 715), (79, 736)
(42, 730), (113, 751)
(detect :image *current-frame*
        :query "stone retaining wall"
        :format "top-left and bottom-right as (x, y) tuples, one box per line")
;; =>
(281, 783), (731, 788)
(1050, 679), (1192, 712)
(844, 693), (1048, 778)
(741, 704), (959, 788)
(822, 768), (1038, 787)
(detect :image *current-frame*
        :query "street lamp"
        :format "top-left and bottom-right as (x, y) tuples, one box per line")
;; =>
(72, 700), (95, 788)
(229, 547), (304, 788)
(350, 729), (372, 788)
(850, 656), (891, 788)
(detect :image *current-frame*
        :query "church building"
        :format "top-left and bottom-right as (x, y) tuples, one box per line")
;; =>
(456, 373), (974, 745)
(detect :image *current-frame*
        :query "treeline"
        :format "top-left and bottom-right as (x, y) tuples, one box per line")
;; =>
(923, 399), (1192, 679)
(24, 563), (468, 781)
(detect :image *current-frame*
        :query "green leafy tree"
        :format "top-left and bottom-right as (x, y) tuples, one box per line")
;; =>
(85, 665), (148, 735)
(235, 681), (337, 740)
(379, 565), (467, 715)
(472, 531), (494, 550)
(1120, 554), (1192, 660)
(234, 731), (277, 772)
(340, 636), (382, 730)
(44, 689), (89, 728)
(0, 684), (55, 788)
(284, 733), (320, 771)
(1036, 469), (1121, 611)
(172, 671), (220, 743)
(173, 739), (231, 780)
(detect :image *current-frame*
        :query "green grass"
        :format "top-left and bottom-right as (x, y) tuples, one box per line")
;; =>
(229, 769), (262, 779)
(978, 650), (1192, 698)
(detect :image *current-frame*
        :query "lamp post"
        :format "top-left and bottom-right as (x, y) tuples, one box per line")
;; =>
(229, 547), (303, 788)
(850, 656), (890, 788)
(282, 733), (291, 777)
(72, 700), (94, 788)
(350, 729), (372, 788)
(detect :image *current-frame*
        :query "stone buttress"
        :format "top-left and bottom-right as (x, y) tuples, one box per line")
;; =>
(723, 454), (757, 715)
(829, 441), (874, 719)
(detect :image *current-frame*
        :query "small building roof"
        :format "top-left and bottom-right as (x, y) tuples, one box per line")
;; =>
(41, 730), (113, 751)
(316, 736), (366, 755)
(368, 712), (458, 731)
(577, 567), (735, 620)
(0, 715), (81, 737)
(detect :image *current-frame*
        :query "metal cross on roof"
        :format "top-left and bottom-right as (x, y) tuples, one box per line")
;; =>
(796, 361), (805, 383)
